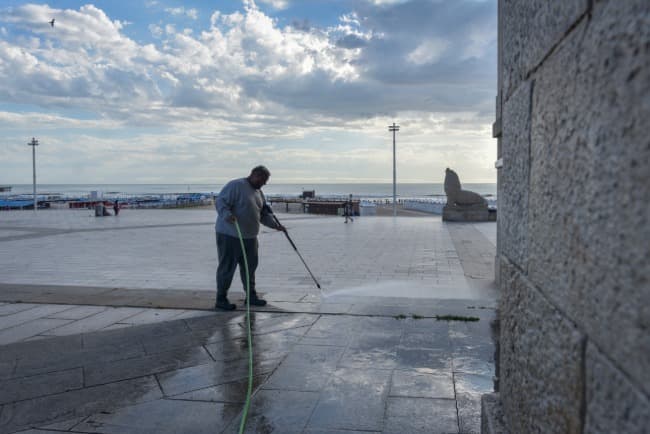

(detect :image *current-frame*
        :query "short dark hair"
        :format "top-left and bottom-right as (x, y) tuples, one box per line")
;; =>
(251, 165), (271, 178)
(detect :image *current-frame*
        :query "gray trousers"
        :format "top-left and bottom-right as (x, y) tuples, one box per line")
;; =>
(216, 233), (259, 299)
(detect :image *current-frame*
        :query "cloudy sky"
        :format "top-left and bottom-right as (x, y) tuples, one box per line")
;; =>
(0, 0), (497, 184)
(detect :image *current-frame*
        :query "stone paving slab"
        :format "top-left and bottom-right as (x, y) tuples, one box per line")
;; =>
(0, 299), (214, 345)
(0, 308), (496, 433)
(74, 398), (241, 434)
(0, 209), (497, 433)
(384, 397), (459, 434)
(308, 367), (393, 432)
(0, 305), (73, 331)
(0, 376), (163, 433)
(0, 318), (74, 346)
(0, 210), (493, 296)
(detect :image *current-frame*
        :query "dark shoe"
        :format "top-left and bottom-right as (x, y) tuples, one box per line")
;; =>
(244, 296), (267, 307)
(215, 298), (236, 311)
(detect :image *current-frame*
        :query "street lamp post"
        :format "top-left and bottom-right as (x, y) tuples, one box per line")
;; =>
(28, 137), (39, 212)
(388, 123), (400, 217)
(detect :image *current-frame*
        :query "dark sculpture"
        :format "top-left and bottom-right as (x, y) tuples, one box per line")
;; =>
(443, 168), (489, 221)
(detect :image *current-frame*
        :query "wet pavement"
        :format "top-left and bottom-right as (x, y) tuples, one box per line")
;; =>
(0, 210), (497, 433)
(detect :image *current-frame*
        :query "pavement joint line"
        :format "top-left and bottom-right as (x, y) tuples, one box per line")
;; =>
(450, 349), (462, 433)
(0, 301), (487, 324)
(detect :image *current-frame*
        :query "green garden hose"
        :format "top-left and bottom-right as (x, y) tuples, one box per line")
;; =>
(234, 221), (253, 434)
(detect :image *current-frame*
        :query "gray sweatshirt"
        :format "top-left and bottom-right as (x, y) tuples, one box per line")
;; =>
(215, 178), (278, 239)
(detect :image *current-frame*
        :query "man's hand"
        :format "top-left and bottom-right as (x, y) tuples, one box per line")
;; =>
(227, 215), (237, 223)
(277, 224), (286, 232)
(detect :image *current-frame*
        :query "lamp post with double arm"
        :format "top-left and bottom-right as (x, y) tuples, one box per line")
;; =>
(388, 123), (400, 217)
(27, 137), (39, 212)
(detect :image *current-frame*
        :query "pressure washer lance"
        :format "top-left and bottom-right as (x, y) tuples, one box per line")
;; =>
(264, 203), (322, 290)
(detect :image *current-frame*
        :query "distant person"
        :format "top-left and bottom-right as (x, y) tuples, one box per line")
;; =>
(344, 194), (354, 223)
(113, 200), (120, 216)
(214, 165), (285, 310)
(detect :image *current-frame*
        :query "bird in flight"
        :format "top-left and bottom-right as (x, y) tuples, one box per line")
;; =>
(49, 18), (55, 27)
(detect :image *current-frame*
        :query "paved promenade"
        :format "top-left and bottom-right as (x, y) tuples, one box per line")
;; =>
(0, 209), (497, 433)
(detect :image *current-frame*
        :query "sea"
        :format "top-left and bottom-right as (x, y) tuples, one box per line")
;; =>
(4, 183), (496, 201)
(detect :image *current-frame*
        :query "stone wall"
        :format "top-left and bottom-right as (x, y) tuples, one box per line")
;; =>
(484, 1), (650, 432)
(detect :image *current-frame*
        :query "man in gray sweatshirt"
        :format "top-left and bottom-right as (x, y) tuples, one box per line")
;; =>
(214, 165), (284, 310)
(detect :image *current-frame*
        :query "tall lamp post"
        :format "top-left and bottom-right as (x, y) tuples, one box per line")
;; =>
(28, 137), (39, 212)
(388, 123), (400, 217)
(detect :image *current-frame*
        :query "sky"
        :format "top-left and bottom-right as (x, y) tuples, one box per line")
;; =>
(0, 0), (498, 184)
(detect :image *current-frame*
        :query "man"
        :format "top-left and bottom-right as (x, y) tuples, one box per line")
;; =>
(214, 165), (284, 310)
(343, 193), (354, 223)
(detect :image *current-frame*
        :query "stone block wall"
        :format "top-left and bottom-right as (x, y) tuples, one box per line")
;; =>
(485, 0), (650, 432)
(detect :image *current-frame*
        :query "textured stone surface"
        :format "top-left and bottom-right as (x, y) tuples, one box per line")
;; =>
(0, 368), (83, 405)
(307, 368), (392, 431)
(455, 373), (493, 434)
(498, 258), (585, 433)
(384, 397), (458, 434)
(528, 0), (650, 394)
(584, 342), (650, 433)
(84, 346), (212, 386)
(501, 0), (588, 101)
(499, 80), (531, 270)
(263, 344), (346, 391)
(225, 389), (320, 434)
(75, 398), (240, 434)
(573, 0), (650, 396)
(389, 370), (454, 399)
(526, 18), (588, 317)
(0, 376), (162, 433)
(481, 393), (506, 434)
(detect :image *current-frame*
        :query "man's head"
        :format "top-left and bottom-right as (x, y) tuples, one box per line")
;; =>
(248, 165), (271, 189)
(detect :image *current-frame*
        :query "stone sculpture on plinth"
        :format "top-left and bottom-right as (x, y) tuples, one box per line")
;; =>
(443, 167), (490, 222)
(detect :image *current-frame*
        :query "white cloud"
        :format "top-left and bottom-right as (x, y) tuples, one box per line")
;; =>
(407, 38), (449, 65)
(0, 1), (497, 183)
(369, 0), (409, 5)
(257, 0), (289, 10)
(164, 7), (198, 20)
(340, 12), (360, 26)
(148, 23), (163, 38)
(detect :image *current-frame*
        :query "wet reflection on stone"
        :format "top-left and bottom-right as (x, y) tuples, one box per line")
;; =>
(308, 367), (392, 432)
(168, 375), (268, 403)
(396, 347), (453, 371)
(263, 345), (345, 391)
(338, 347), (399, 370)
(451, 356), (494, 377)
(400, 331), (452, 350)
(454, 372), (494, 434)
(0, 298), (496, 433)
(349, 331), (402, 350)
(384, 397), (458, 434)
(390, 369), (455, 399)
(225, 389), (320, 433)
(74, 398), (241, 434)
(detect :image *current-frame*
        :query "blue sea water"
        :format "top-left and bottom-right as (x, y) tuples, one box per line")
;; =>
(5, 183), (496, 200)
